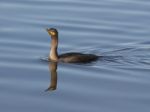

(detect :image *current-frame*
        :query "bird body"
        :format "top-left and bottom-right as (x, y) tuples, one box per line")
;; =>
(46, 28), (99, 63)
(59, 52), (99, 63)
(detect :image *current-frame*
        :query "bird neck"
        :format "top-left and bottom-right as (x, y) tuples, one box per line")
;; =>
(49, 35), (58, 61)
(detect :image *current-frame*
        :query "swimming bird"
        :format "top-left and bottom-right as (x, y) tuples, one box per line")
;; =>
(46, 28), (99, 63)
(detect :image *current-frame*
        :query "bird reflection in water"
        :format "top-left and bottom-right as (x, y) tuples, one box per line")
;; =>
(45, 61), (58, 92)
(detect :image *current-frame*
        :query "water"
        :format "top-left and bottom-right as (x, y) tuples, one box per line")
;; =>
(0, 0), (150, 112)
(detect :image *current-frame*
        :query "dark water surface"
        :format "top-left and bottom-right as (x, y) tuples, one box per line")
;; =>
(0, 0), (150, 112)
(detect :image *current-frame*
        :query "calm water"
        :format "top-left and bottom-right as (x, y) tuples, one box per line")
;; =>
(0, 0), (150, 112)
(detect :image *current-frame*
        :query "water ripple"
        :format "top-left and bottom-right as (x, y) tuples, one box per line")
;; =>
(1, 0), (150, 112)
